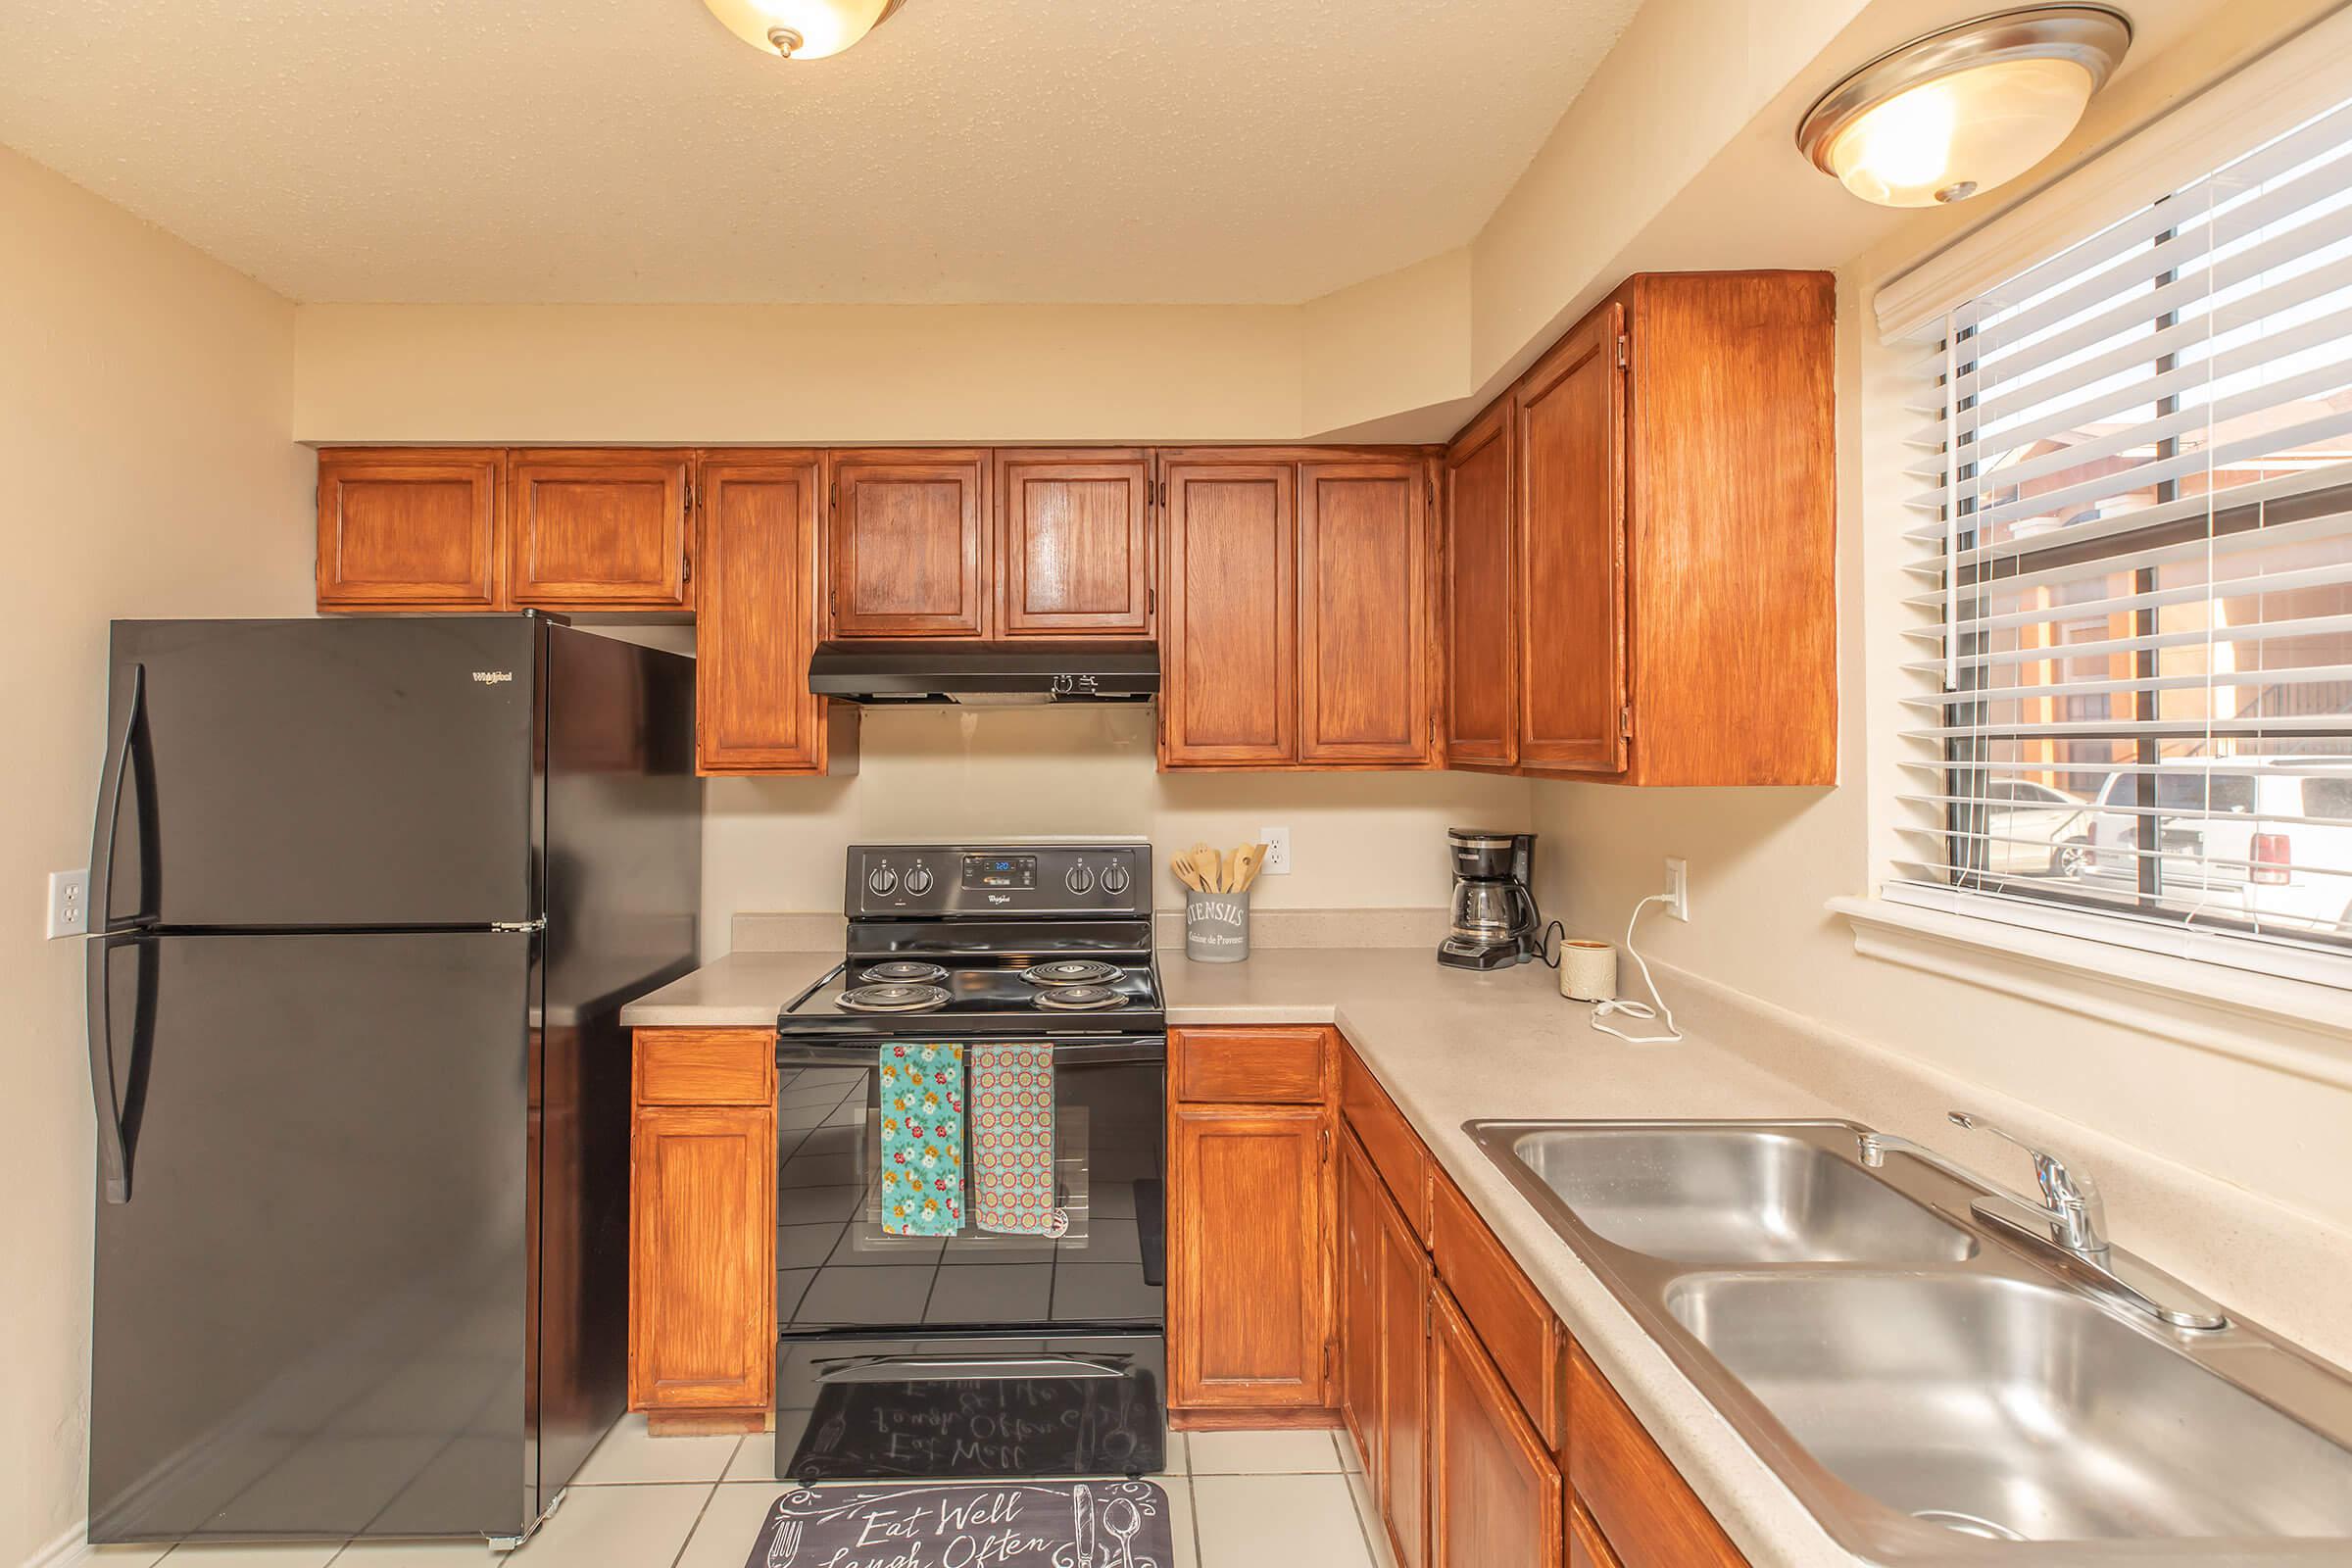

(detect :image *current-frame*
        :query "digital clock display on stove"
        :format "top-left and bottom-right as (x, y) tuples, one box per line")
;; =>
(961, 854), (1038, 890)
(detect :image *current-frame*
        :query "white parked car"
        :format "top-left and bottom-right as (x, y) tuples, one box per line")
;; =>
(2067, 758), (2352, 938)
(1977, 780), (2093, 876)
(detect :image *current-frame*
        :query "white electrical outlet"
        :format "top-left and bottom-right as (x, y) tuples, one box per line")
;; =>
(1664, 858), (1690, 922)
(48, 868), (90, 938)
(1258, 825), (1293, 874)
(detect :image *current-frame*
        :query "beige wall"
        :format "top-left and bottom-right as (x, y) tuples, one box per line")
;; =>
(703, 708), (1529, 952)
(0, 147), (313, 1564)
(1529, 0), (2352, 1244)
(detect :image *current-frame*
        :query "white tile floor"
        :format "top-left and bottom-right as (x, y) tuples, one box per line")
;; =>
(88, 1419), (1390, 1568)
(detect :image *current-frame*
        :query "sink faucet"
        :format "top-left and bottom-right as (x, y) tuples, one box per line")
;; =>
(1857, 1111), (2228, 1332)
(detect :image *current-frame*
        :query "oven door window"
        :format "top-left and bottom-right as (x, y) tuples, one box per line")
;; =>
(777, 1050), (1165, 1334)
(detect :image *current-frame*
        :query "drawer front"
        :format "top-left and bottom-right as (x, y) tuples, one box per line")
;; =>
(1173, 1026), (1329, 1103)
(1430, 1171), (1561, 1448)
(1340, 1045), (1431, 1240)
(635, 1028), (776, 1106)
(1567, 1345), (1749, 1567)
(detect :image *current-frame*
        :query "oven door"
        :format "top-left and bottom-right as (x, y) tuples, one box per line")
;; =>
(773, 1036), (1166, 1336)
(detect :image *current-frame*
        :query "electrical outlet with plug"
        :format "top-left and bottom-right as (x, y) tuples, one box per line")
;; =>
(1257, 826), (1293, 874)
(1663, 858), (1690, 922)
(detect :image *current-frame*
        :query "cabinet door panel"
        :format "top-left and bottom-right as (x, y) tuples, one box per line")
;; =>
(1298, 461), (1433, 765)
(509, 450), (691, 609)
(1160, 462), (1296, 766)
(997, 450), (1152, 638)
(1429, 1287), (1560, 1568)
(1376, 1167), (1431, 1568)
(1517, 304), (1628, 773)
(697, 454), (843, 775)
(628, 1104), (774, 1412)
(829, 450), (989, 637)
(1443, 400), (1517, 765)
(1338, 1131), (1383, 1475)
(1568, 1344), (1748, 1567)
(317, 449), (503, 610)
(1169, 1103), (1327, 1408)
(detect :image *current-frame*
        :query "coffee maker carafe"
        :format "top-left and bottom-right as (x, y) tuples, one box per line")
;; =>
(1439, 829), (1541, 969)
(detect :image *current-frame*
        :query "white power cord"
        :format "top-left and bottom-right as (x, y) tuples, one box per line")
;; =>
(1590, 894), (1684, 1045)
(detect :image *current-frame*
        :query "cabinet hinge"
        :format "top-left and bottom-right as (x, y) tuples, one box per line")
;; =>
(1616, 334), (1629, 369)
(1619, 705), (1633, 739)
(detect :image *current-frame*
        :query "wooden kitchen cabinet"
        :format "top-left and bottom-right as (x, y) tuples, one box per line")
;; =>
(1429, 1284), (1561, 1568)
(629, 1028), (775, 1433)
(695, 451), (856, 776)
(1298, 459), (1436, 766)
(1373, 1148), (1433, 1568)
(827, 448), (991, 637)
(1569, 1343), (1749, 1568)
(507, 449), (694, 610)
(1158, 457), (1298, 766)
(1339, 1131), (1384, 1463)
(994, 449), (1154, 638)
(1158, 450), (1437, 772)
(1445, 270), (1837, 785)
(1168, 1097), (1331, 1419)
(316, 448), (505, 610)
(1515, 302), (1628, 773)
(1442, 398), (1517, 767)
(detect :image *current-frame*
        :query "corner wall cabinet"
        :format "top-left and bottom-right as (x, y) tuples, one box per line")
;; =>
(1446, 270), (1837, 785)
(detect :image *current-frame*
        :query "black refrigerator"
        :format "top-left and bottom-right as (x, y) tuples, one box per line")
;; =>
(84, 614), (701, 1546)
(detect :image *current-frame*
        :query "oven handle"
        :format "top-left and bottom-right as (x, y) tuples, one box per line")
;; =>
(815, 1352), (1133, 1384)
(775, 1034), (1165, 1068)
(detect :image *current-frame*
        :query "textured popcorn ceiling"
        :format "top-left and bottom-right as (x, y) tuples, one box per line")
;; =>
(0, 0), (1642, 305)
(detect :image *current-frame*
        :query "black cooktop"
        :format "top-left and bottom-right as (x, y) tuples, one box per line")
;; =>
(779, 955), (1164, 1036)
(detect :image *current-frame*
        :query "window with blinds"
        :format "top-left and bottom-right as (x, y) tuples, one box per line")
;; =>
(1896, 96), (2352, 965)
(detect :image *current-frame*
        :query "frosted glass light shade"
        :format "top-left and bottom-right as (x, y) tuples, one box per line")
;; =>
(1829, 57), (2095, 207)
(1798, 7), (2130, 209)
(702, 0), (903, 60)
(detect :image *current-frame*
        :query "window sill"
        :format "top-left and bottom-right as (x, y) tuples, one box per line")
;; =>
(1829, 893), (2352, 1090)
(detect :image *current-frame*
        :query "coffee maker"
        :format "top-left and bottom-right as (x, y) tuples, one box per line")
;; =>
(1439, 829), (1542, 969)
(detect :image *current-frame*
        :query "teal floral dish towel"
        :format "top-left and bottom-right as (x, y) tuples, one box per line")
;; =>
(879, 1042), (964, 1236)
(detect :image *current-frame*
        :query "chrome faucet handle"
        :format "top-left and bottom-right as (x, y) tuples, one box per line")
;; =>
(1947, 1110), (2106, 1253)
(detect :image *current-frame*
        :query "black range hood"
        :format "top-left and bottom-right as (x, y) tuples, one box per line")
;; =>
(807, 640), (1159, 707)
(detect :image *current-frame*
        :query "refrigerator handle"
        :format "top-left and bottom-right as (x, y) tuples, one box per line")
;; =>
(87, 662), (147, 931)
(86, 936), (133, 1203)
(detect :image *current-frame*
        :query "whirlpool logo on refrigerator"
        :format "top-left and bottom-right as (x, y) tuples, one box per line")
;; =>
(471, 670), (514, 685)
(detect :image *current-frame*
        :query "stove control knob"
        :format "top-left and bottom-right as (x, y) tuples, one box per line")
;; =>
(903, 864), (934, 896)
(867, 864), (899, 897)
(1101, 861), (1131, 896)
(1065, 864), (1096, 896)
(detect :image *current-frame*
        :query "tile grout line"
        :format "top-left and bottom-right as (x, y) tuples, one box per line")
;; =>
(665, 1481), (722, 1568)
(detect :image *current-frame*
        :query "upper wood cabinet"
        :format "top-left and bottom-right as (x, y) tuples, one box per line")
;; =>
(1444, 271), (1837, 785)
(508, 449), (694, 610)
(827, 449), (990, 638)
(317, 449), (504, 610)
(1442, 401), (1517, 767)
(1169, 1100), (1330, 1414)
(1159, 451), (1437, 772)
(1298, 461), (1435, 766)
(696, 452), (854, 776)
(1160, 459), (1298, 767)
(1517, 303), (1628, 773)
(994, 449), (1153, 639)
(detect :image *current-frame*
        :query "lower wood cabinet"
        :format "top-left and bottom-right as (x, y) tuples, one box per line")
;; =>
(1429, 1284), (1561, 1568)
(1168, 1101), (1331, 1416)
(1568, 1342), (1750, 1568)
(628, 1028), (775, 1434)
(1374, 1148), (1432, 1568)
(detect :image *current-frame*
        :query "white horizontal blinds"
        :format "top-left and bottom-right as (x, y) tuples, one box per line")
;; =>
(1894, 96), (2352, 955)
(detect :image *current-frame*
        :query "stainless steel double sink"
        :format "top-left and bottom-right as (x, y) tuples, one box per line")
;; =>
(1469, 1120), (2352, 1562)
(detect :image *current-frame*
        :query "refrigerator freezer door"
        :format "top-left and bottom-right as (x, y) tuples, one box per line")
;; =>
(97, 617), (540, 930)
(89, 930), (534, 1544)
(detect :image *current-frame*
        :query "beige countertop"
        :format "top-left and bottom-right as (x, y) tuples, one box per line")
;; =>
(619, 945), (2352, 1567)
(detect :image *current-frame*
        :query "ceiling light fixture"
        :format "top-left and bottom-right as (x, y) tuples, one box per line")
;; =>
(701, 0), (906, 60)
(1797, 6), (2132, 208)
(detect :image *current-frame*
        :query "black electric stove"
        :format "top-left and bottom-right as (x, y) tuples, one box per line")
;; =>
(770, 841), (1167, 1484)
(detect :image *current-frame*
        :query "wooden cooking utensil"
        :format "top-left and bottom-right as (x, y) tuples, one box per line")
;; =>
(1231, 843), (1265, 893)
(1219, 848), (1239, 894)
(1171, 856), (1204, 894)
(1185, 846), (1223, 893)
